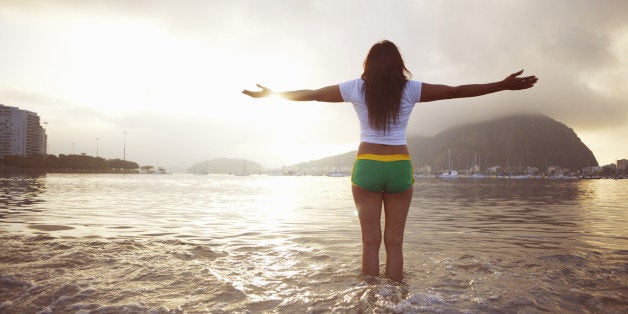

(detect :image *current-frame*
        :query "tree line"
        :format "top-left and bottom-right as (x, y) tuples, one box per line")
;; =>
(0, 154), (139, 172)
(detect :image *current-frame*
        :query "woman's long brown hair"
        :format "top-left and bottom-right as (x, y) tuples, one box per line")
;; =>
(361, 40), (411, 133)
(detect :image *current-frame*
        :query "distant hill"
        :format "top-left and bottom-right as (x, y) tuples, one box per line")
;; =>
(292, 150), (357, 173)
(187, 158), (262, 174)
(291, 115), (598, 173)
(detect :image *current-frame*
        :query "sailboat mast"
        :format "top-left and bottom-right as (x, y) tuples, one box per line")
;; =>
(448, 149), (451, 172)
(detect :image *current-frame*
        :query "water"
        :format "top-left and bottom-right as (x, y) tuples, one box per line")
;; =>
(1, 174), (626, 313)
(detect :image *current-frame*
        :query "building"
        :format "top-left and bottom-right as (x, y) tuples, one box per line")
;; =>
(0, 104), (47, 158)
(618, 159), (627, 171)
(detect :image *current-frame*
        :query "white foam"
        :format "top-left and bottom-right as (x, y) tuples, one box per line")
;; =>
(406, 292), (446, 305)
(0, 301), (13, 311)
(35, 307), (52, 314)
(0, 274), (32, 288)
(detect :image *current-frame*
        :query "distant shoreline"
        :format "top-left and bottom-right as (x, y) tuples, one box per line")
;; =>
(0, 168), (139, 174)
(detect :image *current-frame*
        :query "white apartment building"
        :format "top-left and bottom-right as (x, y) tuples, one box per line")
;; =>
(0, 104), (47, 158)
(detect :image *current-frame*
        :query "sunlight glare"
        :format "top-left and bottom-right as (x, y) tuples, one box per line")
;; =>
(253, 178), (299, 229)
(63, 17), (238, 114)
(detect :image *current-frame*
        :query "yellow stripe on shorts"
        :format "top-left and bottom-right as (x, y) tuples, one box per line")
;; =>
(355, 154), (411, 162)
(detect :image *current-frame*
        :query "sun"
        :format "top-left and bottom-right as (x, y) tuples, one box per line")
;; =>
(49, 14), (352, 167)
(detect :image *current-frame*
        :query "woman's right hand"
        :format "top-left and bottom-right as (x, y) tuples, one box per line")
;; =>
(242, 84), (273, 98)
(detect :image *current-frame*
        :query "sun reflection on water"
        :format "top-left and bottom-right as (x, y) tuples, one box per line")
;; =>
(576, 180), (628, 250)
(256, 178), (298, 217)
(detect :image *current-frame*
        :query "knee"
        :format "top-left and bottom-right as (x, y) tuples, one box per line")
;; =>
(362, 233), (382, 247)
(384, 233), (403, 247)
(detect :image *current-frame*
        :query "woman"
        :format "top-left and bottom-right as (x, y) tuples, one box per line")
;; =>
(243, 40), (537, 282)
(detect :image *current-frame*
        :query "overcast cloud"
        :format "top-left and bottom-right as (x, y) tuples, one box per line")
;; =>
(0, 0), (626, 169)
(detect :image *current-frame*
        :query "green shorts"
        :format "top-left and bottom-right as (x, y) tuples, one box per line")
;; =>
(351, 154), (414, 194)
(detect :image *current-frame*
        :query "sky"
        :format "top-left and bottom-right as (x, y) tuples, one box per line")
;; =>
(0, 0), (627, 170)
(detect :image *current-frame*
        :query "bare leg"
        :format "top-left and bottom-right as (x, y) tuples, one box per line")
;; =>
(383, 186), (413, 282)
(352, 184), (383, 277)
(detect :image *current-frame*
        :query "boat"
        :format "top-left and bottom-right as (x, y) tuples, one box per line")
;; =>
(233, 159), (251, 176)
(468, 153), (486, 179)
(438, 149), (459, 179)
(470, 173), (487, 179)
(327, 170), (350, 177)
(414, 173), (433, 179)
(438, 170), (459, 179)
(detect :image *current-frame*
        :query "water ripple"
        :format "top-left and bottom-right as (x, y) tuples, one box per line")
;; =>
(0, 174), (626, 312)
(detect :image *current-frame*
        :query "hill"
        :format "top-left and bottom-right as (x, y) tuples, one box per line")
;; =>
(187, 158), (262, 174)
(292, 115), (598, 174)
(0, 154), (140, 173)
(410, 114), (597, 172)
(292, 150), (357, 174)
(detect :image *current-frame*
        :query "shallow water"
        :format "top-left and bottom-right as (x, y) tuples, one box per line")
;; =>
(0, 174), (626, 313)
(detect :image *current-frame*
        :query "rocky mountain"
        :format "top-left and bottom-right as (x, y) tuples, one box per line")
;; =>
(292, 115), (598, 173)
(187, 158), (261, 174)
(413, 114), (597, 172)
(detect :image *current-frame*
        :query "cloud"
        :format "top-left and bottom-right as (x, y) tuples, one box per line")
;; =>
(400, 1), (628, 135)
(1, 0), (627, 167)
(0, 89), (106, 125)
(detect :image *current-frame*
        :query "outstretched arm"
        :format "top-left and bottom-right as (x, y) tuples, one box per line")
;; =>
(242, 84), (343, 102)
(420, 70), (538, 102)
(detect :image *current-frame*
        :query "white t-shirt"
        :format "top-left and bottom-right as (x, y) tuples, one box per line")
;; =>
(339, 79), (422, 145)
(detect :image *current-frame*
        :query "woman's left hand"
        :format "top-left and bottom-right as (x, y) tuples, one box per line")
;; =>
(242, 84), (273, 98)
(501, 70), (538, 90)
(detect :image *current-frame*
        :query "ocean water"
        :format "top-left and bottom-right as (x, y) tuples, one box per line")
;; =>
(0, 174), (626, 313)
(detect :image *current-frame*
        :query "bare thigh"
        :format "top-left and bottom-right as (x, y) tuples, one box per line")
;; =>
(383, 186), (413, 244)
(352, 185), (383, 241)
